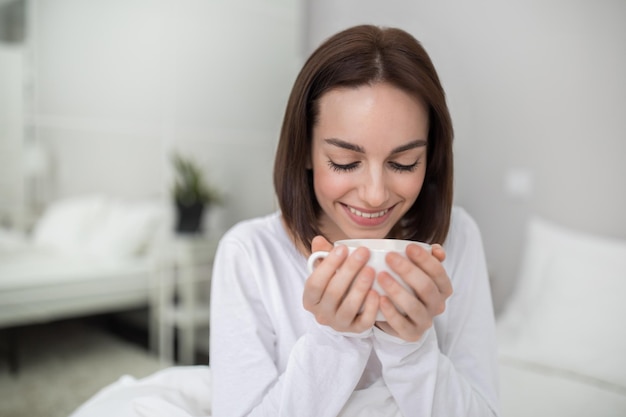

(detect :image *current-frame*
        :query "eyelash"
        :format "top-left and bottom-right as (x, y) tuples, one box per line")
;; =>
(327, 160), (420, 173)
(389, 161), (420, 172)
(328, 160), (359, 172)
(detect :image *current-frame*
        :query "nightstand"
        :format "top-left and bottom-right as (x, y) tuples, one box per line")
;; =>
(158, 234), (217, 365)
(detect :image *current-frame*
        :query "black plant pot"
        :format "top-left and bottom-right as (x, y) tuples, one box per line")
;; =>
(175, 200), (205, 234)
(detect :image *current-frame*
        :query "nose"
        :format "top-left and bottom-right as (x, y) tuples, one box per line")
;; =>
(359, 166), (389, 208)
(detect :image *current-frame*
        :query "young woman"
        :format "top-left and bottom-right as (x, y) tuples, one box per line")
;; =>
(210, 25), (500, 416)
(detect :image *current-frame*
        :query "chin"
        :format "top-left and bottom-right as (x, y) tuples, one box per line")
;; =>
(343, 228), (393, 240)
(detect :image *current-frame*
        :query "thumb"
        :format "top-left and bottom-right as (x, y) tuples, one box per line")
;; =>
(311, 235), (333, 253)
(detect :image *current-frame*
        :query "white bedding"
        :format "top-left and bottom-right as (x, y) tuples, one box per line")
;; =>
(0, 245), (154, 327)
(497, 216), (626, 416)
(499, 357), (626, 417)
(0, 195), (171, 330)
(68, 366), (213, 417)
(0, 245), (151, 287)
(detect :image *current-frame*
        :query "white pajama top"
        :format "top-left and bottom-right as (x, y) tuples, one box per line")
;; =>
(210, 207), (500, 416)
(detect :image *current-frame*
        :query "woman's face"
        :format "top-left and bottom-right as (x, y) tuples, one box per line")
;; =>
(311, 82), (429, 243)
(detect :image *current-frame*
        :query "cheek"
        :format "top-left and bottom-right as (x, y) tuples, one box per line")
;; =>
(313, 169), (343, 202)
(397, 171), (426, 203)
(313, 165), (360, 206)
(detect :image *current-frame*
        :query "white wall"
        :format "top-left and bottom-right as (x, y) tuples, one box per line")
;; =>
(28, 0), (301, 236)
(305, 0), (626, 313)
(13, 0), (626, 314)
(0, 44), (24, 226)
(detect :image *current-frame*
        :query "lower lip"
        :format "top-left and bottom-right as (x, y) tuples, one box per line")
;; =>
(343, 205), (393, 227)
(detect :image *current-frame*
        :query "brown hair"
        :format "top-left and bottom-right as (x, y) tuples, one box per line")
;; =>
(273, 24), (454, 251)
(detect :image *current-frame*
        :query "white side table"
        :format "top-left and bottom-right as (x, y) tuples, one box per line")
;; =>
(159, 235), (217, 365)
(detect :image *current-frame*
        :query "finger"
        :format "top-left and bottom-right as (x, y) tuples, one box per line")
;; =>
(378, 295), (428, 342)
(311, 235), (333, 253)
(385, 250), (448, 317)
(318, 247), (370, 312)
(377, 271), (430, 323)
(431, 243), (446, 262)
(405, 244), (453, 299)
(337, 286), (379, 332)
(335, 265), (375, 323)
(302, 244), (347, 310)
(354, 290), (380, 330)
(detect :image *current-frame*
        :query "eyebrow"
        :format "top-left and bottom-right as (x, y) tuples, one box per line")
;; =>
(324, 138), (427, 154)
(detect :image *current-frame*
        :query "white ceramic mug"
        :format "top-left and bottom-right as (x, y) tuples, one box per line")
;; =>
(307, 238), (431, 321)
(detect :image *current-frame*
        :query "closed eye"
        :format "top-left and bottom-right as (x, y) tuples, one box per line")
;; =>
(327, 160), (360, 172)
(388, 160), (420, 172)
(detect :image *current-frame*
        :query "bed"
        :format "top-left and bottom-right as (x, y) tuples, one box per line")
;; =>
(496, 216), (626, 416)
(66, 215), (626, 417)
(0, 194), (173, 365)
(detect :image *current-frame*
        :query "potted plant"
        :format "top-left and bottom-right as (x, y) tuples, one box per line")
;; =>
(171, 152), (221, 234)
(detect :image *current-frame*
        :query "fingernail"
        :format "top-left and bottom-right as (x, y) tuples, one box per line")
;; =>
(387, 252), (402, 266)
(353, 247), (369, 261)
(333, 245), (346, 256)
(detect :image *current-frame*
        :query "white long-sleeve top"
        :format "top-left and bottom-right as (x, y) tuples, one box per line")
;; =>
(210, 207), (500, 417)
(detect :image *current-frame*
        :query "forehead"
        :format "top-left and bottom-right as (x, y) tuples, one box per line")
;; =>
(313, 82), (429, 146)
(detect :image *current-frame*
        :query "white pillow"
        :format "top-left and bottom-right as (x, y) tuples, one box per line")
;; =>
(497, 217), (563, 336)
(517, 254), (626, 387)
(86, 200), (166, 259)
(498, 216), (626, 389)
(32, 194), (108, 253)
(33, 195), (168, 259)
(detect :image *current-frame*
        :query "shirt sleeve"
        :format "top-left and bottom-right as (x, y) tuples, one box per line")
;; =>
(371, 210), (500, 417)
(209, 237), (373, 417)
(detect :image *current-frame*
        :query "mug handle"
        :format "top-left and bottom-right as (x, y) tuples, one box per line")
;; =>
(307, 250), (330, 273)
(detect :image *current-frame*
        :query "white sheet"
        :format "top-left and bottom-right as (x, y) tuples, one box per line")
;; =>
(499, 357), (626, 417)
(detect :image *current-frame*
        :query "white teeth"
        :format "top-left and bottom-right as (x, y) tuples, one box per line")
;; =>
(349, 207), (388, 219)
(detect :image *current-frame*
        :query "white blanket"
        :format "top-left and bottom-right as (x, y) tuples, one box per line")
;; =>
(68, 366), (213, 417)
(68, 366), (406, 417)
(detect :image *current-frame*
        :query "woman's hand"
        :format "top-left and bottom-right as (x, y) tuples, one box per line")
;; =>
(375, 244), (452, 342)
(302, 236), (380, 333)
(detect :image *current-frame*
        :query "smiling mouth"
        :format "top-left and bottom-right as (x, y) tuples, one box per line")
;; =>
(348, 206), (389, 219)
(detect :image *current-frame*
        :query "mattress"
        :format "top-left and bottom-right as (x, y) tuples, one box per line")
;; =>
(0, 245), (155, 327)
